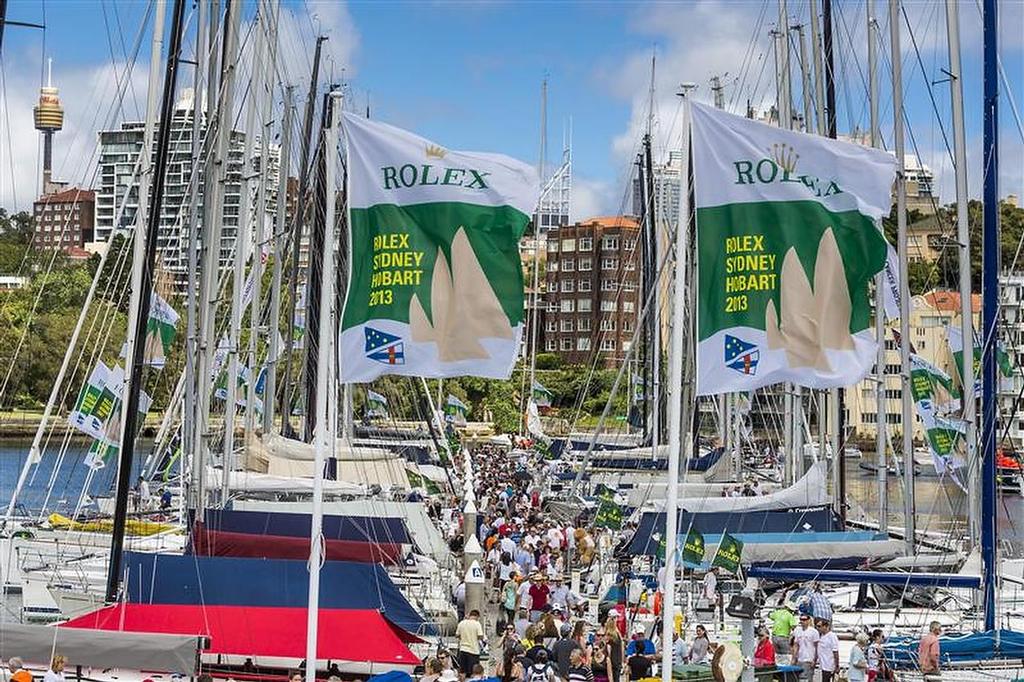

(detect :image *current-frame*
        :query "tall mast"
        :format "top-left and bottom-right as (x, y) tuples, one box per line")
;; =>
(808, 0), (826, 134)
(527, 76), (547, 422)
(106, 0), (187, 603)
(248, 0), (280, 441)
(659, 87), (692, 682)
(980, 0), (999, 632)
(635, 152), (650, 439)
(945, 0), (977, 549)
(305, 89), (341, 682)
(264, 88), (294, 432)
(223, 3), (266, 502)
(868, 0), (887, 532)
(889, 0), (915, 555)
(192, 0), (224, 520)
(303, 95), (331, 442)
(777, 0), (792, 129)
(183, 0), (208, 509)
(279, 35), (326, 436)
(644, 52), (659, 453)
(794, 23), (812, 131)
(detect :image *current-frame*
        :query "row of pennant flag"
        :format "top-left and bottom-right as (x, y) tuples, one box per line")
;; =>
(591, 485), (743, 573)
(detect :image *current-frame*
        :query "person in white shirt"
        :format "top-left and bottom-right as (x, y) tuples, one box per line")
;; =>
(43, 655), (66, 682)
(815, 620), (840, 682)
(500, 534), (517, 556)
(790, 613), (820, 680)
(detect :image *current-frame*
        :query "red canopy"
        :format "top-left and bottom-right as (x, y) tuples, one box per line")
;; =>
(192, 523), (404, 564)
(62, 603), (420, 665)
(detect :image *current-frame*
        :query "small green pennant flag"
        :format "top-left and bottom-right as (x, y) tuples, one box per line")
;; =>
(594, 501), (623, 530)
(594, 483), (616, 503)
(680, 528), (706, 565)
(711, 532), (744, 573)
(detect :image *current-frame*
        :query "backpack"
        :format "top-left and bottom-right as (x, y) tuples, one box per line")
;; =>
(528, 663), (551, 682)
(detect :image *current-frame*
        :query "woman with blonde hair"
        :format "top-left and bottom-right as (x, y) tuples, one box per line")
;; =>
(603, 614), (624, 682)
(44, 655), (66, 682)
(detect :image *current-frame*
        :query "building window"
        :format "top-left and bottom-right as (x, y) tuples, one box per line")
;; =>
(548, 239), (559, 253)
(600, 318), (617, 332)
(579, 257), (592, 271)
(548, 261), (559, 273)
(546, 320), (558, 332)
(561, 238), (576, 253)
(560, 338), (573, 351)
(623, 301), (635, 314)
(601, 300), (617, 312)
(623, 318), (635, 332)
(546, 339), (557, 351)
(624, 260), (636, 271)
(560, 299), (575, 313)
(625, 238), (637, 251)
(601, 279), (618, 292)
(623, 340), (632, 352)
(579, 237), (593, 251)
(561, 319), (574, 332)
(601, 258), (619, 270)
(578, 298), (592, 313)
(577, 337), (591, 351)
(600, 338), (616, 352)
(578, 317), (591, 332)
(562, 259), (575, 272)
(547, 302), (559, 313)
(578, 279), (592, 292)
(601, 236), (619, 250)
(623, 282), (637, 292)
(561, 280), (575, 293)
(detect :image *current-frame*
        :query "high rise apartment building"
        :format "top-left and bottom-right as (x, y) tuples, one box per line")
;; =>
(541, 216), (640, 367)
(94, 90), (278, 284)
(33, 188), (95, 251)
(632, 150), (682, 228)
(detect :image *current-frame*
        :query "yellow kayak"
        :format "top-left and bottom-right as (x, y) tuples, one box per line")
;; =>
(47, 513), (178, 537)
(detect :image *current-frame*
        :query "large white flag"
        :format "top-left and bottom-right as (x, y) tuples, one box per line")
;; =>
(692, 102), (896, 395)
(338, 114), (539, 382)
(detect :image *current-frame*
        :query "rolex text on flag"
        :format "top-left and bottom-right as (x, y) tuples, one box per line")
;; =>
(339, 113), (539, 382)
(692, 102), (895, 395)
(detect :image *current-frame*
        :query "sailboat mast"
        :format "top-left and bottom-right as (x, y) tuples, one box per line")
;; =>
(305, 89), (341, 682)
(945, 0), (978, 549)
(183, 0), (208, 509)
(867, 0), (887, 532)
(265, 87), (295, 432)
(644, 54), (660, 454)
(659, 88), (693, 682)
(279, 35), (326, 436)
(192, 0), (225, 521)
(527, 77), (546, 426)
(777, 0), (792, 129)
(223, 3), (267, 503)
(889, 0), (915, 555)
(980, 0), (999, 632)
(106, 0), (187, 603)
(808, 0), (826, 135)
(635, 152), (650, 439)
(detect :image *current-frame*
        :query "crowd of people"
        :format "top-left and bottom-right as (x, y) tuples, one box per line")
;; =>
(435, 442), (947, 682)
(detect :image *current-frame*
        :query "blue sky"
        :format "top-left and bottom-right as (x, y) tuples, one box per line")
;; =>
(1, 0), (1022, 214)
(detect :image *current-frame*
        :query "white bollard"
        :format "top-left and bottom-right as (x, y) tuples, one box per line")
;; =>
(464, 531), (483, 573)
(465, 560), (486, 623)
(463, 498), (478, 543)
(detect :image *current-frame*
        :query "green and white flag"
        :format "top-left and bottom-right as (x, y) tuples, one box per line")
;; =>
(679, 527), (706, 565)
(947, 323), (1013, 396)
(692, 102), (895, 395)
(711, 532), (744, 574)
(338, 113), (539, 382)
(367, 389), (389, 418)
(594, 500), (623, 530)
(69, 362), (115, 439)
(909, 354), (961, 414)
(532, 380), (553, 408)
(145, 292), (179, 369)
(445, 394), (469, 425)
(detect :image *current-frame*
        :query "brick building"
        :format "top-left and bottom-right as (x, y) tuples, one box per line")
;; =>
(32, 188), (95, 251)
(542, 216), (641, 367)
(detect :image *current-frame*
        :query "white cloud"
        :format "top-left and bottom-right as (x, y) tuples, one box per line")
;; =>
(0, 1), (360, 212)
(571, 176), (614, 222)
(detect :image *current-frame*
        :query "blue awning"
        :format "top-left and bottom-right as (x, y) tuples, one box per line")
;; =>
(627, 505), (842, 556)
(745, 566), (982, 589)
(123, 551), (432, 636)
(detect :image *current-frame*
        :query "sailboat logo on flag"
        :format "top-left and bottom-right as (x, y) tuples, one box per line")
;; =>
(365, 327), (405, 365)
(724, 335), (759, 375)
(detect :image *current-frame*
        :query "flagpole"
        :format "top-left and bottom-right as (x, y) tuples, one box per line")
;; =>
(890, 0), (916, 555)
(660, 86), (693, 682)
(305, 89), (341, 682)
